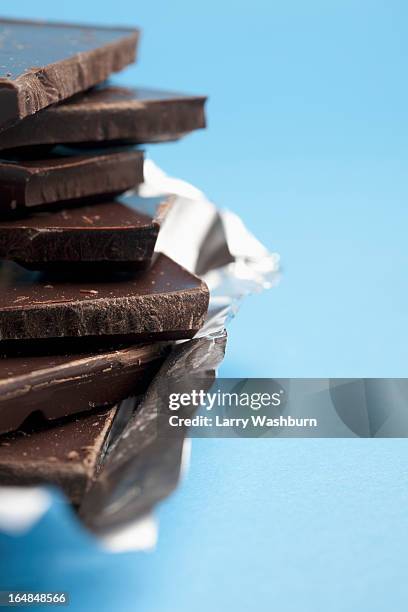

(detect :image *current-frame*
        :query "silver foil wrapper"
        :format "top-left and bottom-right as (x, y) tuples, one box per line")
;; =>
(0, 161), (279, 551)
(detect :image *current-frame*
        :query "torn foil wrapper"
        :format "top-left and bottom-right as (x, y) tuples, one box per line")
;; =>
(144, 160), (279, 338)
(0, 160), (279, 551)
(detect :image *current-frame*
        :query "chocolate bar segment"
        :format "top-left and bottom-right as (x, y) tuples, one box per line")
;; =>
(0, 407), (118, 504)
(0, 195), (171, 270)
(0, 149), (144, 213)
(0, 86), (207, 150)
(0, 342), (168, 435)
(0, 254), (209, 342)
(0, 19), (139, 130)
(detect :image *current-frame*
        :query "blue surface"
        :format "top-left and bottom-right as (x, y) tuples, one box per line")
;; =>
(1, 1), (408, 610)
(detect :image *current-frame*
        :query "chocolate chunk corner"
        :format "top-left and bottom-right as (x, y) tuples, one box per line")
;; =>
(0, 194), (172, 271)
(0, 149), (144, 213)
(0, 407), (118, 505)
(0, 19), (139, 130)
(0, 341), (169, 435)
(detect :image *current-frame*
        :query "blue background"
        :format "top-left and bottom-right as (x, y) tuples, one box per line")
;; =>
(1, 1), (408, 610)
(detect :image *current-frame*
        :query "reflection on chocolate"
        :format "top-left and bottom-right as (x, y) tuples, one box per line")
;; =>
(0, 342), (169, 435)
(0, 19), (139, 129)
(0, 194), (172, 270)
(0, 254), (209, 342)
(0, 149), (144, 213)
(0, 86), (207, 150)
(0, 407), (118, 505)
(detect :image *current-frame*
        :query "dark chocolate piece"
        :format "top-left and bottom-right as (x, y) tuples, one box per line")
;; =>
(0, 342), (168, 435)
(0, 407), (118, 504)
(0, 149), (144, 213)
(0, 254), (209, 342)
(0, 194), (172, 270)
(0, 86), (207, 150)
(0, 19), (139, 130)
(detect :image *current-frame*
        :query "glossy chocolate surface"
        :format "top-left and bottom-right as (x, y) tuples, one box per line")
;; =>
(0, 254), (209, 342)
(0, 194), (171, 269)
(0, 19), (139, 130)
(0, 149), (144, 212)
(0, 86), (206, 150)
(0, 341), (168, 434)
(0, 407), (118, 504)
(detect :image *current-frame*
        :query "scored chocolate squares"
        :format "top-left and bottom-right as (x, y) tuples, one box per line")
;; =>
(0, 194), (173, 271)
(0, 341), (169, 435)
(0, 86), (207, 151)
(0, 149), (144, 213)
(0, 406), (118, 505)
(0, 254), (209, 343)
(0, 19), (139, 130)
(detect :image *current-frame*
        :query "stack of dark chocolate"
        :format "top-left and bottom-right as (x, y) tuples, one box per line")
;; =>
(0, 18), (209, 506)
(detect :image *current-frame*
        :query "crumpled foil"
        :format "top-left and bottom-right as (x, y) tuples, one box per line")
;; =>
(0, 160), (279, 552)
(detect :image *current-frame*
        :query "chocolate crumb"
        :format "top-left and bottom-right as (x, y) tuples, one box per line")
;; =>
(67, 450), (80, 461)
(79, 289), (99, 295)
